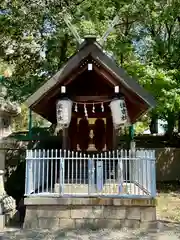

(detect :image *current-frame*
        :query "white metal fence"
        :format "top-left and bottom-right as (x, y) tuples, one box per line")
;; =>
(25, 149), (156, 198)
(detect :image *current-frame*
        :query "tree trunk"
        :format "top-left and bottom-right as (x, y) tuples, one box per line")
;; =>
(178, 113), (180, 133)
(167, 112), (175, 137)
(58, 34), (69, 68)
(149, 114), (158, 134)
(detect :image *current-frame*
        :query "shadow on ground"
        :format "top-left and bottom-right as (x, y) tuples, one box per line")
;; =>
(157, 181), (180, 193)
(1, 220), (180, 240)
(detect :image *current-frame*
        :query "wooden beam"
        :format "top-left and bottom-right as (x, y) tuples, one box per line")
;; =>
(72, 111), (111, 118)
(73, 96), (111, 102)
(63, 65), (87, 86)
(43, 65), (88, 104)
(25, 44), (97, 108)
(93, 65), (118, 86)
(131, 107), (149, 124)
(95, 66), (146, 108)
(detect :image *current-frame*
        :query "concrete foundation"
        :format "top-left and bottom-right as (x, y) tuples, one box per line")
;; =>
(24, 197), (156, 229)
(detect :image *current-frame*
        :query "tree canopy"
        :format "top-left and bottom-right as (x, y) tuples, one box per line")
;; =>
(1, 0), (180, 134)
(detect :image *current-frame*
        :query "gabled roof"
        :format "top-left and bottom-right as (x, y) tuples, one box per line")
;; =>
(25, 37), (155, 110)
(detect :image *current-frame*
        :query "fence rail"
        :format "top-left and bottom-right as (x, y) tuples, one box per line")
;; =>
(25, 149), (156, 198)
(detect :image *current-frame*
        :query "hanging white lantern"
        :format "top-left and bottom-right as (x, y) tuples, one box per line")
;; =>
(55, 99), (73, 132)
(109, 98), (129, 129)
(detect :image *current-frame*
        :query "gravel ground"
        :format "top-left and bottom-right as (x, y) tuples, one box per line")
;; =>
(0, 221), (180, 240)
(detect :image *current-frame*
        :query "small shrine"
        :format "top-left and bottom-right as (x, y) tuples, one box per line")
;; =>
(26, 37), (155, 151)
(23, 37), (157, 230)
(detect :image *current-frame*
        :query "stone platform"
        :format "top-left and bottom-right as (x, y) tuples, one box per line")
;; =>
(54, 183), (146, 195)
(24, 197), (156, 229)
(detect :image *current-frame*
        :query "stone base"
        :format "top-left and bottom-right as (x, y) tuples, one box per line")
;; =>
(5, 210), (20, 227)
(0, 215), (5, 230)
(24, 197), (156, 230)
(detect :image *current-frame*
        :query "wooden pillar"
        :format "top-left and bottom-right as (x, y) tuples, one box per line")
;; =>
(112, 85), (120, 150)
(113, 128), (118, 150)
(68, 116), (78, 151)
(62, 129), (67, 149)
(61, 85), (68, 150)
(129, 125), (136, 151)
(106, 116), (113, 150)
(28, 109), (32, 138)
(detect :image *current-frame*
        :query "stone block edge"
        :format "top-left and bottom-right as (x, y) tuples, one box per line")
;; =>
(24, 197), (156, 207)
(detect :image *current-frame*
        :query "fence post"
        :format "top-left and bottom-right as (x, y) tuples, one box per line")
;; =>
(59, 158), (64, 196)
(117, 157), (123, 193)
(88, 159), (95, 195)
(25, 150), (33, 195)
(135, 150), (141, 188)
(129, 146), (135, 187)
(96, 160), (103, 192)
(151, 150), (156, 198)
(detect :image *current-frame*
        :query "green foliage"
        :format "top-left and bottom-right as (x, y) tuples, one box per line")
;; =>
(134, 114), (150, 135)
(1, 0), (180, 133)
(12, 104), (50, 131)
(124, 61), (180, 120)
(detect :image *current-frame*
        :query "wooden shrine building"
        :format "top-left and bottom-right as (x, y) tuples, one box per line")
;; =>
(25, 37), (155, 152)
(24, 37), (157, 230)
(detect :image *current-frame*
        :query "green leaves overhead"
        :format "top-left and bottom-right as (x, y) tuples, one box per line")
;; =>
(124, 61), (180, 117)
(1, 0), (180, 123)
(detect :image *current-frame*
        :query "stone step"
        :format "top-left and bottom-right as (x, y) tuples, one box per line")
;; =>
(54, 183), (146, 195)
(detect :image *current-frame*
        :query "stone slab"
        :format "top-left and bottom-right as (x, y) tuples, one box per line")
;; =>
(59, 219), (75, 229)
(25, 197), (156, 206)
(38, 218), (59, 229)
(24, 197), (157, 230)
(37, 206), (70, 219)
(140, 207), (156, 221)
(103, 206), (126, 219)
(126, 207), (141, 220)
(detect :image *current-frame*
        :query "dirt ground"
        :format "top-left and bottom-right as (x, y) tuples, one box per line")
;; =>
(1, 190), (180, 239)
(1, 221), (180, 240)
